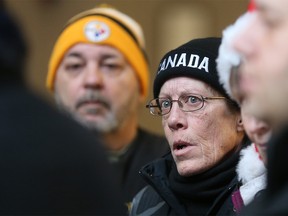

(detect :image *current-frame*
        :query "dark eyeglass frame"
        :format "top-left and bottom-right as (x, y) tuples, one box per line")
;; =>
(146, 94), (227, 116)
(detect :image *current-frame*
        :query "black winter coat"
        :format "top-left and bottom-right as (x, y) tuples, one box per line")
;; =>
(131, 153), (240, 216)
(112, 128), (169, 204)
(0, 85), (126, 215)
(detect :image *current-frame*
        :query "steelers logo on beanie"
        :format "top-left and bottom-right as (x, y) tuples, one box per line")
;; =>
(153, 37), (230, 100)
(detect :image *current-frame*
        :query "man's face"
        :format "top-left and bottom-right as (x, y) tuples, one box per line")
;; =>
(233, 0), (288, 125)
(160, 77), (243, 177)
(54, 43), (143, 133)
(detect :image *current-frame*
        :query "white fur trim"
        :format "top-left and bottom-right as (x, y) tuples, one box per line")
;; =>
(216, 12), (255, 98)
(237, 144), (267, 205)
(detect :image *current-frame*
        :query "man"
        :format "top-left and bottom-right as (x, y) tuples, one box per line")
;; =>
(0, 2), (125, 215)
(233, 0), (288, 129)
(224, 0), (288, 214)
(46, 5), (168, 204)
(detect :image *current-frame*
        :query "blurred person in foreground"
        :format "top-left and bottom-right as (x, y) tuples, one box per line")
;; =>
(233, 0), (288, 130)
(130, 37), (249, 215)
(0, 2), (125, 215)
(217, 10), (273, 212)
(224, 0), (288, 214)
(46, 4), (168, 206)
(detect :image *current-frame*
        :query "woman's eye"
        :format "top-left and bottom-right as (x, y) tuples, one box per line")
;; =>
(187, 96), (201, 104)
(161, 100), (171, 109)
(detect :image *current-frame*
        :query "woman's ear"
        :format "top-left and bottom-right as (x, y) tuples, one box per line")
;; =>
(236, 116), (245, 132)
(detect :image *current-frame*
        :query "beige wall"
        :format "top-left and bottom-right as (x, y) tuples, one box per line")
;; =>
(6, 0), (248, 135)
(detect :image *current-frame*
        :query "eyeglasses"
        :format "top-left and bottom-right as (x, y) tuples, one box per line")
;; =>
(146, 94), (227, 116)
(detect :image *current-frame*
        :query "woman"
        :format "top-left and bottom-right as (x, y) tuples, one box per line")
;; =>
(216, 14), (272, 213)
(130, 37), (248, 215)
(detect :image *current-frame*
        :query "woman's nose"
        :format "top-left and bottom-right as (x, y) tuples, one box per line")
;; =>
(166, 103), (187, 131)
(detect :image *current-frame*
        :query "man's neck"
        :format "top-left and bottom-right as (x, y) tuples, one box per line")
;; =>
(102, 120), (138, 152)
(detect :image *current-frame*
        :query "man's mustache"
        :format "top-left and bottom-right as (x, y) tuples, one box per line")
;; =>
(75, 91), (110, 110)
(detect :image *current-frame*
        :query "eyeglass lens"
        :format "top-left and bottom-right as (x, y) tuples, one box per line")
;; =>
(148, 94), (204, 115)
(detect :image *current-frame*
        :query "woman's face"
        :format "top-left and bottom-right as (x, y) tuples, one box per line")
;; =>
(241, 101), (272, 165)
(160, 77), (244, 177)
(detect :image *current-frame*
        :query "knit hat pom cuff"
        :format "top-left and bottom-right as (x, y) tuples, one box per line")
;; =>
(216, 12), (256, 99)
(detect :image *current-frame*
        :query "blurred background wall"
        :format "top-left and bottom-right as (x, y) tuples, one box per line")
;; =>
(5, 0), (248, 135)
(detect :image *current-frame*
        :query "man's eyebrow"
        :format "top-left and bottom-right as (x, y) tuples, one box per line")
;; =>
(64, 52), (122, 61)
(65, 52), (83, 59)
(101, 54), (120, 60)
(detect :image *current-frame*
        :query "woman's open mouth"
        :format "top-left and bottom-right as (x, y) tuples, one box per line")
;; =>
(173, 141), (195, 157)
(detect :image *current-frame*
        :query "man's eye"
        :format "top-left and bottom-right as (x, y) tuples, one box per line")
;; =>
(65, 63), (83, 71)
(260, 13), (282, 30)
(102, 63), (121, 70)
(263, 19), (278, 29)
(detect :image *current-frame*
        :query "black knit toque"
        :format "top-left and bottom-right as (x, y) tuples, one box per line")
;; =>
(153, 37), (229, 99)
